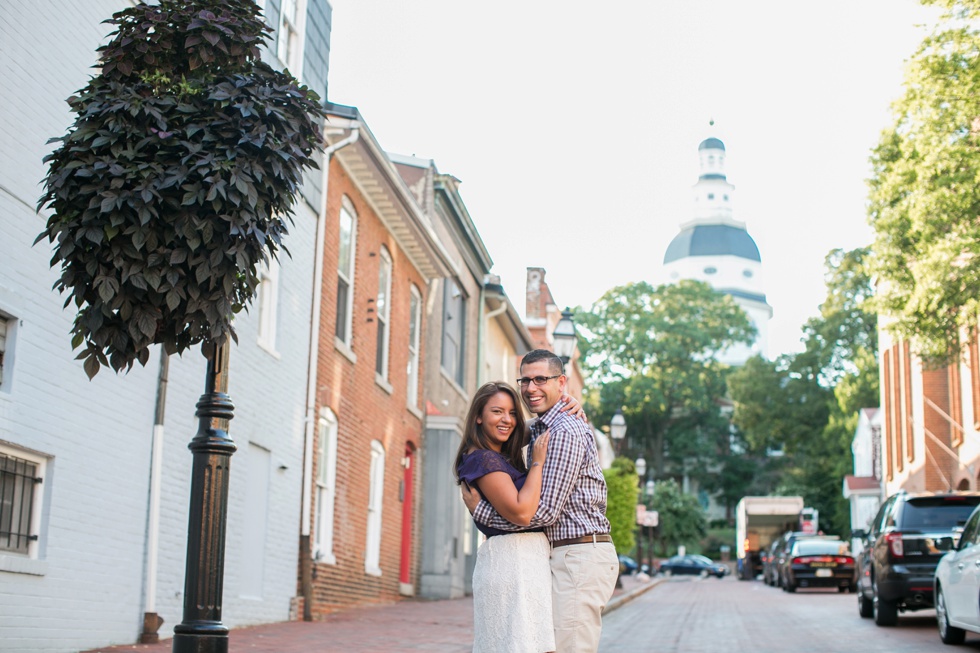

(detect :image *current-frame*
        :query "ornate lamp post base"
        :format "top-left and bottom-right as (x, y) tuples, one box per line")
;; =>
(172, 343), (236, 653)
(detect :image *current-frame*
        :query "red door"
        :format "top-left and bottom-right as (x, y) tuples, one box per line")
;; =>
(399, 445), (415, 592)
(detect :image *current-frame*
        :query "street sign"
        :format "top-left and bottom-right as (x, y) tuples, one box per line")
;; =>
(636, 505), (659, 527)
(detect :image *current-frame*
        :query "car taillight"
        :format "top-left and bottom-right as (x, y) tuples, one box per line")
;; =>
(792, 557), (805, 565)
(834, 556), (854, 565)
(885, 532), (904, 558)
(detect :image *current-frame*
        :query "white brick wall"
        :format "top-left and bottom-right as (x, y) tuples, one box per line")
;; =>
(0, 2), (315, 650)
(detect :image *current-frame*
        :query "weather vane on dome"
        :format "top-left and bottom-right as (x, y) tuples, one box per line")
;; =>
(709, 118), (715, 127)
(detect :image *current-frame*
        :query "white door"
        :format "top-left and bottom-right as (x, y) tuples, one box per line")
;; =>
(241, 443), (271, 598)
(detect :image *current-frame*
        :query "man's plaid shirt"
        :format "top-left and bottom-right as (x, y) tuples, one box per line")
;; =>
(473, 400), (610, 541)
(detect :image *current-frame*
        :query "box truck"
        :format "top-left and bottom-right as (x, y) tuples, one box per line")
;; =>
(735, 496), (805, 580)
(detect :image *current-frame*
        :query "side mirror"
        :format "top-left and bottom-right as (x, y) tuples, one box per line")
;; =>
(851, 529), (867, 540)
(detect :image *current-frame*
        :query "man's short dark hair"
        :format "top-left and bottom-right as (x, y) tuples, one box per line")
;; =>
(520, 349), (564, 375)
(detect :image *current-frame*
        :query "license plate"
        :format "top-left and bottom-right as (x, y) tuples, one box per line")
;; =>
(815, 569), (833, 577)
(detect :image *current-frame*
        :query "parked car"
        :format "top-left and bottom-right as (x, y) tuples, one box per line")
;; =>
(659, 554), (728, 578)
(771, 531), (840, 588)
(619, 554), (639, 575)
(856, 491), (980, 627)
(935, 503), (980, 644)
(762, 538), (782, 586)
(781, 539), (855, 593)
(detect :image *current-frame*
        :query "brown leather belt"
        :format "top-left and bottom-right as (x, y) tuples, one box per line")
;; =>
(552, 533), (613, 548)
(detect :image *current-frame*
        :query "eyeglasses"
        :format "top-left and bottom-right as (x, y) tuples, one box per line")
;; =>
(516, 375), (561, 387)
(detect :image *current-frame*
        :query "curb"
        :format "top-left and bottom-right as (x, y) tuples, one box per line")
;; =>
(603, 576), (666, 615)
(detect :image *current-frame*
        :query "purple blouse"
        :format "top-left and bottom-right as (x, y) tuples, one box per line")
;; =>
(457, 449), (541, 537)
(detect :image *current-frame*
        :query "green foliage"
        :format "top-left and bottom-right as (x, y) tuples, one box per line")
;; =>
(868, 1), (980, 365)
(36, 0), (325, 377)
(646, 479), (707, 557)
(727, 248), (879, 536)
(604, 457), (638, 555)
(576, 280), (754, 481)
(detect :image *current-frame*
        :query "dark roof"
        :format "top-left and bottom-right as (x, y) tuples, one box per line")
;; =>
(699, 137), (726, 151)
(663, 224), (761, 263)
(699, 173), (727, 181)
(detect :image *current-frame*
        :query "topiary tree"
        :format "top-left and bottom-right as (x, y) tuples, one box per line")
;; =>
(36, 0), (324, 377)
(604, 457), (639, 584)
(35, 2), (325, 650)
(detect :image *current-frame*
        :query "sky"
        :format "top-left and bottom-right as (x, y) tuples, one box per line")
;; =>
(325, 0), (939, 358)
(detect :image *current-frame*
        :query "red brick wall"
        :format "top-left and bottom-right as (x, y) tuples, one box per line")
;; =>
(922, 361), (954, 492)
(304, 157), (428, 617)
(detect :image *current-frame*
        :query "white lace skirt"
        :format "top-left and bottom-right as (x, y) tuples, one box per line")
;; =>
(472, 531), (555, 653)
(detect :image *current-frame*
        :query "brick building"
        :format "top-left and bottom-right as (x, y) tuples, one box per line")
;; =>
(0, 1), (334, 650)
(300, 106), (451, 616)
(878, 321), (980, 495)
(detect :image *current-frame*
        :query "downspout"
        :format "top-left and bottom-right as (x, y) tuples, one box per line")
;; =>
(476, 279), (508, 386)
(140, 349), (169, 643)
(299, 121), (359, 621)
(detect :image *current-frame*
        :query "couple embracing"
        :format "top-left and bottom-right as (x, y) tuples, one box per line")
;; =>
(454, 349), (619, 653)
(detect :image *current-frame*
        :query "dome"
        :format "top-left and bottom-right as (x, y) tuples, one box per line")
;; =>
(663, 224), (761, 264)
(698, 137), (725, 151)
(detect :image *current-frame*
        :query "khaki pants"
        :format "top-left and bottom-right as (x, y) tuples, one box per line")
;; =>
(550, 541), (619, 653)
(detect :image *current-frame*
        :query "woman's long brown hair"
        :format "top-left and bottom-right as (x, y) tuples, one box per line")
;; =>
(453, 382), (528, 484)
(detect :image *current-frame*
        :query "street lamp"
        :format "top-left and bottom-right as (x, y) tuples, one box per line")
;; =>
(635, 456), (647, 478)
(609, 409), (627, 456)
(551, 308), (576, 366)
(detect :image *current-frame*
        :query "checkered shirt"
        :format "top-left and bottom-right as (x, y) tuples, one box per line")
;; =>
(472, 400), (610, 541)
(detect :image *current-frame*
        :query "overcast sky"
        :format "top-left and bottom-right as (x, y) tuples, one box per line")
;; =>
(325, 0), (938, 357)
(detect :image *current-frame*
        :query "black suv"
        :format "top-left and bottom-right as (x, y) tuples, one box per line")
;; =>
(855, 491), (980, 626)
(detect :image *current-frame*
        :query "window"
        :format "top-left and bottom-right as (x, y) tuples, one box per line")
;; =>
(365, 440), (385, 575)
(743, 269), (753, 278)
(277, 0), (305, 74)
(0, 315), (9, 390)
(707, 193), (715, 200)
(335, 200), (357, 346)
(0, 445), (45, 558)
(442, 279), (466, 386)
(407, 285), (422, 409)
(314, 408), (339, 564)
(375, 248), (392, 379)
(703, 266), (717, 275)
(256, 258), (280, 353)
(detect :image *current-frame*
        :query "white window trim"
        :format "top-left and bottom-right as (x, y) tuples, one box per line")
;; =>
(336, 199), (357, 348)
(375, 247), (392, 381)
(256, 258), (280, 357)
(406, 285), (422, 411)
(0, 442), (47, 575)
(314, 408), (339, 565)
(277, 0), (307, 79)
(365, 440), (385, 576)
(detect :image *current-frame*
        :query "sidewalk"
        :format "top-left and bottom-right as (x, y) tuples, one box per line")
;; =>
(83, 575), (662, 653)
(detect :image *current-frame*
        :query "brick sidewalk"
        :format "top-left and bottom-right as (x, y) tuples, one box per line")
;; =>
(83, 575), (659, 653)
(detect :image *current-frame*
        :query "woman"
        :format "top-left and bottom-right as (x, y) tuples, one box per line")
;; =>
(455, 383), (584, 653)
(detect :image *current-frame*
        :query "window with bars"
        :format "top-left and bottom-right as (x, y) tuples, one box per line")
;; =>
(0, 317), (7, 390)
(0, 450), (42, 556)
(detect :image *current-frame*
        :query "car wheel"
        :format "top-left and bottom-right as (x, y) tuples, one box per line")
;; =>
(838, 586), (848, 593)
(700, 569), (709, 579)
(937, 586), (966, 645)
(858, 589), (874, 618)
(786, 582), (797, 593)
(664, 569), (672, 578)
(873, 581), (898, 627)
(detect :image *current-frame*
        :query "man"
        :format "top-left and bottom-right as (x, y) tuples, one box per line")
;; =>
(463, 349), (618, 653)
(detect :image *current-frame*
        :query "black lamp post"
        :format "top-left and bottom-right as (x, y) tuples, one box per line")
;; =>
(172, 342), (236, 653)
(551, 308), (576, 368)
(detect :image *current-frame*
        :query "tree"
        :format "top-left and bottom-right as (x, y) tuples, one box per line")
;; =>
(34, 2), (325, 647)
(576, 280), (755, 480)
(36, 0), (324, 377)
(727, 248), (879, 536)
(646, 479), (707, 557)
(868, 0), (980, 365)
(604, 457), (639, 556)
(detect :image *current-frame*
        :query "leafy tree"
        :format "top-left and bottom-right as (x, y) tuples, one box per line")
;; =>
(603, 457), (639, 556)
(868, 0), (980, 365)
(576, 280), (755, 479)
(36, 0), (324, 377)
(727, 248), (879, 536)
(646, 479), (707, 557)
